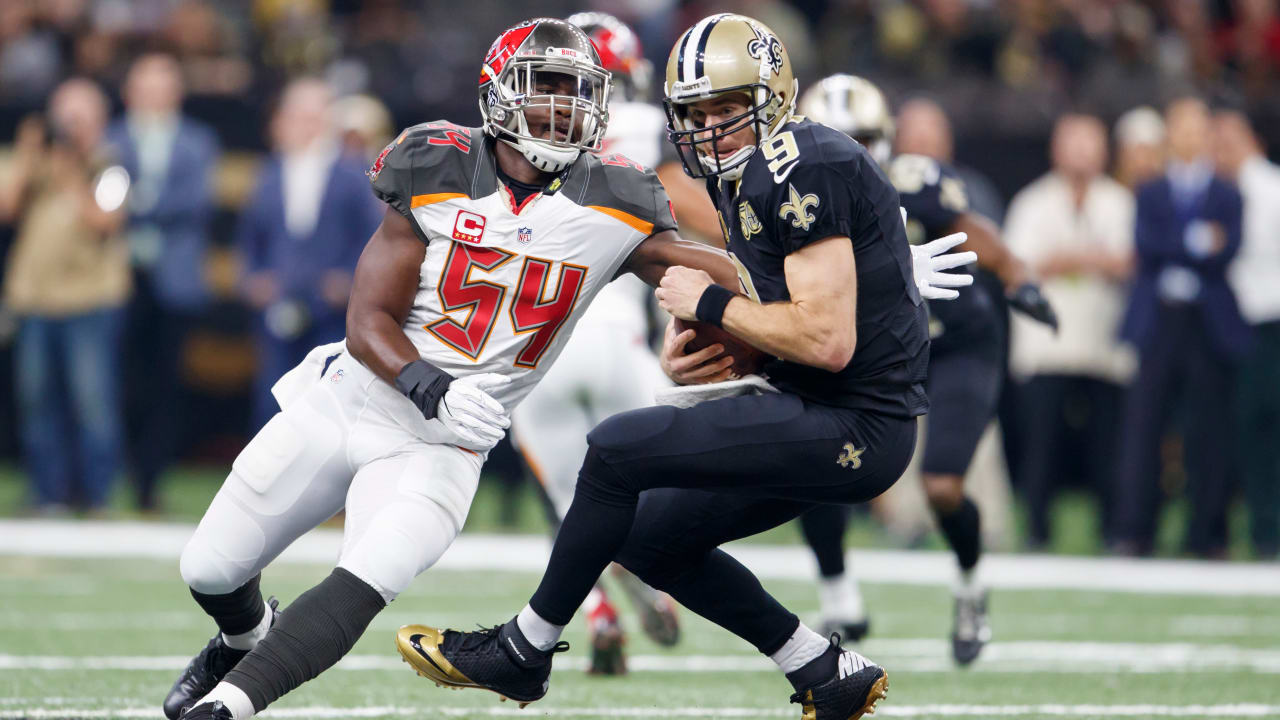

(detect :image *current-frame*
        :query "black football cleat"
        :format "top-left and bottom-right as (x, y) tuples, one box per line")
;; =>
(397, 618), (568, 707)
(790, 641), (888, 720)
(178, 700), (232, 719)
(951, 585), (991, 666)
(163, 597), (279, 719)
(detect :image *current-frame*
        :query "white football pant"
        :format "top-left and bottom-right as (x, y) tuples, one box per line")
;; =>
(179, 350), (482, 604)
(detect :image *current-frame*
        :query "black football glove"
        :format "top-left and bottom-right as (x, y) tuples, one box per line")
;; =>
(1007, 282), (1059, 332)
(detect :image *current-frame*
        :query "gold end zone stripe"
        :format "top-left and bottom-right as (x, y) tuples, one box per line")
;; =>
(587, 205), (654, 235)
(410, 192), (467, 208)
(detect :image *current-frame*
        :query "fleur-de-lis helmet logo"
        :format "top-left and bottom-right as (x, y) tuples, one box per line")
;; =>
(746, 23), (784, 76)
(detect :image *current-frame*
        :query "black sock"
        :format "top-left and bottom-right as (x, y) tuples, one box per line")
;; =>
(222, 568), (386, 712)
(529, 448), (638, 626)
(800, 505), (850, 578)
(936, 497), (982, 571)
(191, 575), (265, 637)
(784, 643), (839, 692)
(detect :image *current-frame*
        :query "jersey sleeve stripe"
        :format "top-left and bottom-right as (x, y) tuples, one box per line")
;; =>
(587, 205), (654, 235)
(411, 192), (468, 208)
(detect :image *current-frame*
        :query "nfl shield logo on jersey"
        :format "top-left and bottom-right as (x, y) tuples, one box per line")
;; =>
(517, 226), (533, 244)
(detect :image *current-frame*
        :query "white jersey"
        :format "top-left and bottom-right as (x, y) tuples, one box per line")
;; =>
(584, 101), (672, 335)
(369, 121), (677, 410)
(599, 100), (667, 169)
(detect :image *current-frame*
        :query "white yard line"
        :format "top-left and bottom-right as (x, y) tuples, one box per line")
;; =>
(3, 519), (1279, 596)
(4, 704), (1280, 718)
(4, 637), (1280, 674)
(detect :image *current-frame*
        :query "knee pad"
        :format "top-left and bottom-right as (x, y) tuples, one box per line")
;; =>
(573, 445), (635, 507)
(180, 499), (267, 595)
(338, 496), (459, 604)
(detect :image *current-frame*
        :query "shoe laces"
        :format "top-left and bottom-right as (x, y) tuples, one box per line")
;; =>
(456, 624), (504, 652)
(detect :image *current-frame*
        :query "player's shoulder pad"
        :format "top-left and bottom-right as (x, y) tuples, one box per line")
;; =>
(367, 121), (483, 217)
(744, 118), (872, 198)
(888, 153), (969, 211)
(557, 151), (677, 236)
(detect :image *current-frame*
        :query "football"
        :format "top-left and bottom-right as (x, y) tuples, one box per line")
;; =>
(673, 317), (770, 378)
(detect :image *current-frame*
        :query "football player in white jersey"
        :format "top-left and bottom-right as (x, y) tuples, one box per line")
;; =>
(508, 12), (678, 676)
(166, 17), (973, 720)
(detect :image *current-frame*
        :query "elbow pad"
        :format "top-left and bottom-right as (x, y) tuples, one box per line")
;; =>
(394, 359), (455, 420)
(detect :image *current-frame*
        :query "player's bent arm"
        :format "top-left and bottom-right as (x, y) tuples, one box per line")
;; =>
(346, 207), (427, 385)
(951, 212), (1028, 289)
(655, 163), (724, 244)
(718, 236), (856, 373)
(623, 229), (740, 290)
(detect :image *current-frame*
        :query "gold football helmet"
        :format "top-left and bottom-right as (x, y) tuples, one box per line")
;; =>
(798, 74), (894, 165)
(663, 14), (797, 180)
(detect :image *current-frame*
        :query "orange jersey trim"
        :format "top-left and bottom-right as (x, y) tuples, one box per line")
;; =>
(411, 192), (467, 208)
(587, 205), (654, 235)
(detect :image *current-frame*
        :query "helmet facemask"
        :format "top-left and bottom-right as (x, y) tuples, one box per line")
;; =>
(665, 84), (782, 180)
(482, 51), (611, 173)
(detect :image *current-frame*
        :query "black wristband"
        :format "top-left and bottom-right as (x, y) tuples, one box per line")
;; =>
(695, 284), (736, 328)
(394, 359), (455, 420)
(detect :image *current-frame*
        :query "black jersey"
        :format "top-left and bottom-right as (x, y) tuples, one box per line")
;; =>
(709, 118), (929, 418)
(887, 154), (999, 354)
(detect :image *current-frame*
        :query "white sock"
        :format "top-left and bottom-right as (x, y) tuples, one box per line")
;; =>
(818, 573), (865, 621)
(222, 600), (272, 651)
(769, 623), (830, 674)
(195, 682), (255, 719)
(516, 605), (565, 652)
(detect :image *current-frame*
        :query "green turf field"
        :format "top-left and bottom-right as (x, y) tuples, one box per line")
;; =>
(3, 551), (1278, 719)
(0, 464), (1265, 559)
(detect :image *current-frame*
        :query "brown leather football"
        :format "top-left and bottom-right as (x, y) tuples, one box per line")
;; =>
(673, 317), (770, 379)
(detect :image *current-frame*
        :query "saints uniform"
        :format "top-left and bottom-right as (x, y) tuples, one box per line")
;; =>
(178, 121), (677, 606)
(712, 119), (930, 418)
(888, 153), (1001, 476)
(523, 116), (928, 660)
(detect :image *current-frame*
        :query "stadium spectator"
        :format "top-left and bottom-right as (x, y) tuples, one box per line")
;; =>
(1004, 114), (1136, 548)
(1113, 97), (1249, 558)
(0, 78), (129, 514)
(334, 93), (394, 163)
(1215, 109), (1280, 559)
(236, 77), (380, 430)
(1114, 106), (1168, 190)
(107, 52), (221, 512)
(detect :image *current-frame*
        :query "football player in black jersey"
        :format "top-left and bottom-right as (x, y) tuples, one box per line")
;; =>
(796, 74), (1057, 664)
(396, 14), (974, 720)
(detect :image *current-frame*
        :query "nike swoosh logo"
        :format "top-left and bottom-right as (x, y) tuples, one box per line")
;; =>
(772, 163), (798, 184)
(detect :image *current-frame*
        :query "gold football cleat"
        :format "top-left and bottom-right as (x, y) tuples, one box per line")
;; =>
(395, 625), (534, 709)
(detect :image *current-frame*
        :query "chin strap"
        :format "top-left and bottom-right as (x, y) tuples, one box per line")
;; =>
(499, 136), (579, 173)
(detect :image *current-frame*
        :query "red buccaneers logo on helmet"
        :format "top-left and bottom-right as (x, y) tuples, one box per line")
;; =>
(479, 22), (538, 85)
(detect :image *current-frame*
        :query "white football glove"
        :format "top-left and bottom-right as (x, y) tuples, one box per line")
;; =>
(433, 373), (512, 452)
(912, 232), (978, 301)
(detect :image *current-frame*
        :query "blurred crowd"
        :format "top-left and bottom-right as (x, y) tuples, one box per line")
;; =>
(0, 0), (1277, 559)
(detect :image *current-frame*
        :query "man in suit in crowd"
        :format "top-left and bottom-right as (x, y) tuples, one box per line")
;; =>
(108, 52), (221, 510)
(1113, 96), (1250, 558)
(236, 78), (382, 430)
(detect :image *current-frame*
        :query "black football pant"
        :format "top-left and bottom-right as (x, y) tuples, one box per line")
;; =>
(528, 392), (916, 656)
